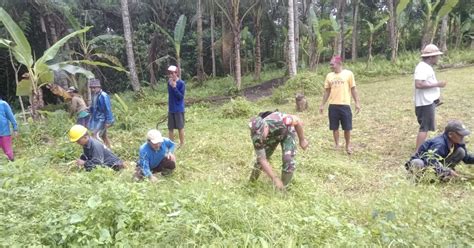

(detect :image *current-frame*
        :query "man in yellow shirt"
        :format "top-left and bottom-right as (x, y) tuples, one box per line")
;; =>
(319, 56), (361, 154)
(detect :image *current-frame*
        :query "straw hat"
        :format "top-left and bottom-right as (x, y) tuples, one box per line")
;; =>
(421, 44), (443, 57)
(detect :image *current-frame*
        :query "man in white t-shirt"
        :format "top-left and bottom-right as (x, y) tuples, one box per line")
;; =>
(413, 44), (447, 152)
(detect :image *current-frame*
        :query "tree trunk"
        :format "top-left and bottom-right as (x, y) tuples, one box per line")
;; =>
(30, 86), (44, 120)
(367, 34), (373, 64)
(221, 12), (232, 74)
(196, 0), (205, 82)
(351, 0), (359, 62)
(39, 15), (50, 48)
(47, 15), (58, 43)
(439, 15), (449, 52)
(293, 0), (299, 67)
(147, 33), (160, 89)
(288, 0), (297, 77)
(9, 49), (26, 122)
(210, 0), (217, 77)
(253, 3), (262, 81)
(388, 0), (397, 62)
(120, 0), (141, 91)
(231, 2), (242, 90)
(421, 19), (433, 48)
(335, 0), (345, 57)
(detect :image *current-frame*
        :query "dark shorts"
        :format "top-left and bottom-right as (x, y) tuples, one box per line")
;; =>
(328, 104), (352, 131)
(415, 103), (435, 132)
(135, 157), (176, 178)
(168, 112), (185, 130)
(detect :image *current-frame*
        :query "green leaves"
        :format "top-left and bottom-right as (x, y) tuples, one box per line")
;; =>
(49, 63), (95, 79)
(396, 0), (410, 16)
(16, 79), (32, 96)
(174, 14), (187, 47)
(87, 195), (102, 209)
(36, 26), (92, 67)
(0, 8), (33, 67)
(69, 213), (85, 224)
(437, 0), (460, 19)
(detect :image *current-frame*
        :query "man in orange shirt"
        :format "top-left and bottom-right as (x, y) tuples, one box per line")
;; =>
(319, 56), (361, 154)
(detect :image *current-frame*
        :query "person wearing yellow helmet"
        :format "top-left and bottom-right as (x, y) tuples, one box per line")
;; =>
(68, 124), (123, 171)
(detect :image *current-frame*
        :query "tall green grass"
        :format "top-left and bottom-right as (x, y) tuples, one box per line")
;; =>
(1, 57), (473, 246)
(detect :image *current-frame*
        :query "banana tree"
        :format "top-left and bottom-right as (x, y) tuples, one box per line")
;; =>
(0, 7), (93, 119)
(153, 14), (187, 77)
(302, 7), (337, 71)
(364, 16), (389, 65)
(420, 0), (459, 47)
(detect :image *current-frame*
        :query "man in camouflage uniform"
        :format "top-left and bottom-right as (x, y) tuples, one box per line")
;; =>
(249, 111), (309, 190)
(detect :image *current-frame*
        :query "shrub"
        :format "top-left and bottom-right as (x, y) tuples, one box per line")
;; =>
(271, 72), (325, 104)
(220, 97), (255, 119)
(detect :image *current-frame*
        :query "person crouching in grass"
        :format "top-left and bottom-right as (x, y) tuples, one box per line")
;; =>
(68, 124), (124, 171)
(406, 120), (474, 181)
(134, 129), (176, 182)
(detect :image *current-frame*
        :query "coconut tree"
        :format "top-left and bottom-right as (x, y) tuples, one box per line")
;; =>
(196, 0), (205, 82)
(120, 0), (140, 92)
(364, 16), (389, 65)
(387, 0), (410, 62)
(288, 0), (297, 76)
(215, 0), (258, 90)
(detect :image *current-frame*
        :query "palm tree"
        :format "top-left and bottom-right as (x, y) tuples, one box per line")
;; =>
(252, 0), (263, 80)
(215, 0), (258, 90)
(351, 0), (359, 62)
(120, 0), (140, 92)
(196, 0), (205, 82)
(288, 0), (297, 76)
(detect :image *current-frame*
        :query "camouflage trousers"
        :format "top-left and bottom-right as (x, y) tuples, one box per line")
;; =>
(253, 132), (297, 173)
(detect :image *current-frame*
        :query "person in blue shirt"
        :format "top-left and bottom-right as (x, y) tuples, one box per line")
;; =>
(134, 129), (176, 182)
(0, 97), (18, 161)
(167, 65), (186, 147)
(406, 120), (474, 181)
(88, 78), (115, 148)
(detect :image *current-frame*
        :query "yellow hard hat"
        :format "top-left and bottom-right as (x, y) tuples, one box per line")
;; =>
(68, 124), (88, 142)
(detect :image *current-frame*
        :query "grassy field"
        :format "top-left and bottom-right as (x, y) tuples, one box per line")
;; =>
(1, 66), (473, 246)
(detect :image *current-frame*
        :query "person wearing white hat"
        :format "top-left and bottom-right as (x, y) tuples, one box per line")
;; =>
(134, 129), (176, 182)
(413, 44), (447, 152)
(167, 65), (186, 147)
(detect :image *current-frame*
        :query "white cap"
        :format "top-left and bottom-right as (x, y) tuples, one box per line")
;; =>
(167, 65), (178, 72)
(147, 129), (164, 144)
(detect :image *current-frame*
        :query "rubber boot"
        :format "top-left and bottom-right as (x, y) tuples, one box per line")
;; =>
(249, 168), (261, 182)
(281, 171), (294, 186)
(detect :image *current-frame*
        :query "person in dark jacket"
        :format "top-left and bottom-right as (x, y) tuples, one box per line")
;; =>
(406, 120), (474, 181)
(167, 65), (186, 147)
(68, 124), (123, 171)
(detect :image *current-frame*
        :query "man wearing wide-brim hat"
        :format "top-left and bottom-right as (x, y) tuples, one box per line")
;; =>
(413, 44), (447, 153)
(406, 120), (474, 181)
